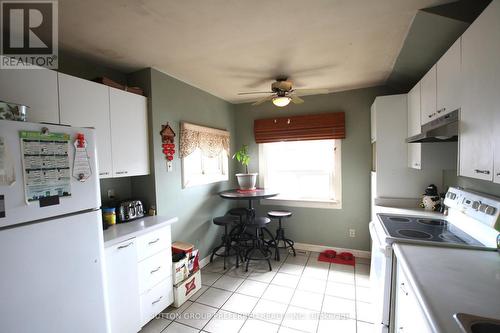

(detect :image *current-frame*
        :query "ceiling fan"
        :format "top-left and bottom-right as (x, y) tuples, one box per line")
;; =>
(237, 77), (330, 107)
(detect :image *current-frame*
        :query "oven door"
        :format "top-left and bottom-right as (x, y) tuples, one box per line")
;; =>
(369, 221), (392, 329)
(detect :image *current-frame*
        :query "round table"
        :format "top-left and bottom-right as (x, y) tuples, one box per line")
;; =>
(218, 188), (278, 211)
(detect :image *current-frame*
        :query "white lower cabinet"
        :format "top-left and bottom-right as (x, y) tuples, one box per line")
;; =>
(105, 226), (173, 333)
(105, 239), (142, 333)
(394, 263), (432, 333)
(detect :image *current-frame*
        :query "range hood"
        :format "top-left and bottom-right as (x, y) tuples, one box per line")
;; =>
(406, 109), (459, 143)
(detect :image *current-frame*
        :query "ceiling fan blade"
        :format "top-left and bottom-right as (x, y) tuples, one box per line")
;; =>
(237, 91), (273, 95)
(293, 88), (330, 95)
(252, 95), (274, 106)
(290, 95), (304, 104)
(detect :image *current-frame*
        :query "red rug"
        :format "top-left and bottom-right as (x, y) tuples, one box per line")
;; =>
(318, 250), (355, 266)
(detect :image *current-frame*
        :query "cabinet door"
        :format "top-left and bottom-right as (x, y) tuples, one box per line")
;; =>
(407, 84), (421, 169)
(0, 67), (59, 123)
(58, 73), (113, 178)
(395, 264), (433, 333)
(109, 88), (150, 177)
(437, 38), (461, 116)
(460, 0), (499, 181)
(420, 65), (437, 125)
(105, 239), (141, 333)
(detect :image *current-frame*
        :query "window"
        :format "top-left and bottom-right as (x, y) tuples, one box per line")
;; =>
(259, 139), (341, 209)
(179, 122), (230, 188)
(182, 148), (228, 188)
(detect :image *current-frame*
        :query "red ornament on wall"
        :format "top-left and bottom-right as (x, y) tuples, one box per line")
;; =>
(160, 123), (176, 171)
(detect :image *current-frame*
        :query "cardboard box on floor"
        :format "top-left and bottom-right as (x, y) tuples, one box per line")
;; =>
(171, 241), (201, 307)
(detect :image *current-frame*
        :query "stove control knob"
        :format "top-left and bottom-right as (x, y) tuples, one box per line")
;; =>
(472, 201), (480, 210)
(478, 204), (488, 213)
(485, 206), (496, 216)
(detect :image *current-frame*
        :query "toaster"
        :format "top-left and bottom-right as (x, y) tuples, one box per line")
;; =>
(117, 200), (144, 222)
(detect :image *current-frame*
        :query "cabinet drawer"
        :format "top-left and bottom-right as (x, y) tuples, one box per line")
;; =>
(137, 226), (171, 261)
(138, 249), (172, 294)
(140, 279), (173, 327)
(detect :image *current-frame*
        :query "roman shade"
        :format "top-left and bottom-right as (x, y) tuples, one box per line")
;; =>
(180, 122), (230, 158)
(254, 112), (345, 143)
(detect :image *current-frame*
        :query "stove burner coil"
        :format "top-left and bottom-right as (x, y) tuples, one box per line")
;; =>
(389, 217), (411, 223)
(417, 219), (448, 226)
(397, 229), (433, 239)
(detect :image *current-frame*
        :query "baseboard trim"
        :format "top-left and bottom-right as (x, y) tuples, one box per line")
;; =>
(199, 255), (211, 269)
(200, 243), (370, 266)
(293, 242), (371, 259)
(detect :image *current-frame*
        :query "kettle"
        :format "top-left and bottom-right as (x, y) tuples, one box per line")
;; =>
(420, 184), (441, 211)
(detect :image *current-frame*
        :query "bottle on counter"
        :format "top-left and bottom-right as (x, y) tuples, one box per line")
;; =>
(102, 207), (116, 226)
(148, 205), (156, 216)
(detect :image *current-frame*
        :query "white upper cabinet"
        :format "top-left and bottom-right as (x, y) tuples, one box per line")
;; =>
(0, 67), (59, 123)
(436, 38), (462, 116)
(58, 73), (114, 178)
(407, 83), (421, 169)
(109, 87), (149, 178)
(460, 0), (500, 181)
(420, 65), (437, 125)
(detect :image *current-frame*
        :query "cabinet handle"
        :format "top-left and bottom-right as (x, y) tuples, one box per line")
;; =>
(150, 266), (161, 274)
(151, 296), (163, 305)
(474, 169), (490, 175)
(400, 282), (408, 296)
(116, 171), (128, 175)
(117, 242), (133, 249)
(148, 238), (160, 245)
(99, 172), (109, 176)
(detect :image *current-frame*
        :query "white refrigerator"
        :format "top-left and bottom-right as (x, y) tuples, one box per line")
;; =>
(0, 120), (109, 333)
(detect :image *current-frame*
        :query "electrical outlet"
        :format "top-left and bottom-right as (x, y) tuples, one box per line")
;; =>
(349, 229), (356, 238)
(107, 189), (115, 200)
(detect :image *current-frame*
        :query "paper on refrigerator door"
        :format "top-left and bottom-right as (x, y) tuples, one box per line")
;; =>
(0, 136), (16, 186)
(19, 131), (72, 202)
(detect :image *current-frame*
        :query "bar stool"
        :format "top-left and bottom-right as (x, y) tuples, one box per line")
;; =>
(268, 210), (295, 261)
(210, 215), (241, 270)
(244, 217), (277, 272)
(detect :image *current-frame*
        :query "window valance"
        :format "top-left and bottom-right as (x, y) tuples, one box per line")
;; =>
(254, 112), (345, 143)
(180, 122), (230, 158)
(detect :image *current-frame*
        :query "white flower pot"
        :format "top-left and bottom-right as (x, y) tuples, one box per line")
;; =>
(235, 173), (258, 190)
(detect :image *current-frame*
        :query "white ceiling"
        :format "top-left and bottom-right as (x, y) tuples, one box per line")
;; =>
(59, 0), (453, 103)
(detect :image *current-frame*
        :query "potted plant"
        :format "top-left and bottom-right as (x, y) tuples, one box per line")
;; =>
(232, 144), (258, 190)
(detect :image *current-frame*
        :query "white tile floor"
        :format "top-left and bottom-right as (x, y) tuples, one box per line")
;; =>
(140, 250), (373, 333)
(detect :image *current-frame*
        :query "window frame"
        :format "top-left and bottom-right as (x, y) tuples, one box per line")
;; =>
(181, 148), (229, 188)
(258, 139), (342, 209)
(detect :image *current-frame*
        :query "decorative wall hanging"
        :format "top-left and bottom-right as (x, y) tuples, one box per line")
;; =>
(160, 123), (176, 172)
(180, 122), (230, 158)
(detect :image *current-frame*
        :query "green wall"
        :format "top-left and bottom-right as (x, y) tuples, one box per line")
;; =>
(234, 86), (394, 251)
(133, 68), (238, 258)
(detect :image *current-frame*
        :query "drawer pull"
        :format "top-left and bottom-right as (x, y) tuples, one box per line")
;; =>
(148, 238), (160, 245)
(474, 169), (490, 175)
(151, 296), (163, 305)
(117, 242), (133, 250)
(150, 266), (161, 274)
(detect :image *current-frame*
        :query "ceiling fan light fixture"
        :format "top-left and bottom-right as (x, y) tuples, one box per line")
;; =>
(272, 96), (291, 107)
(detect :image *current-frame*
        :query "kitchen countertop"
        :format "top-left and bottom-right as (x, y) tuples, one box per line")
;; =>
(393, 243), (500, 333)
(103, 215), (178, 248)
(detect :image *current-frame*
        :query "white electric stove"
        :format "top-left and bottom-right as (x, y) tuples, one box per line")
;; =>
(369, 187), (500, 333)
